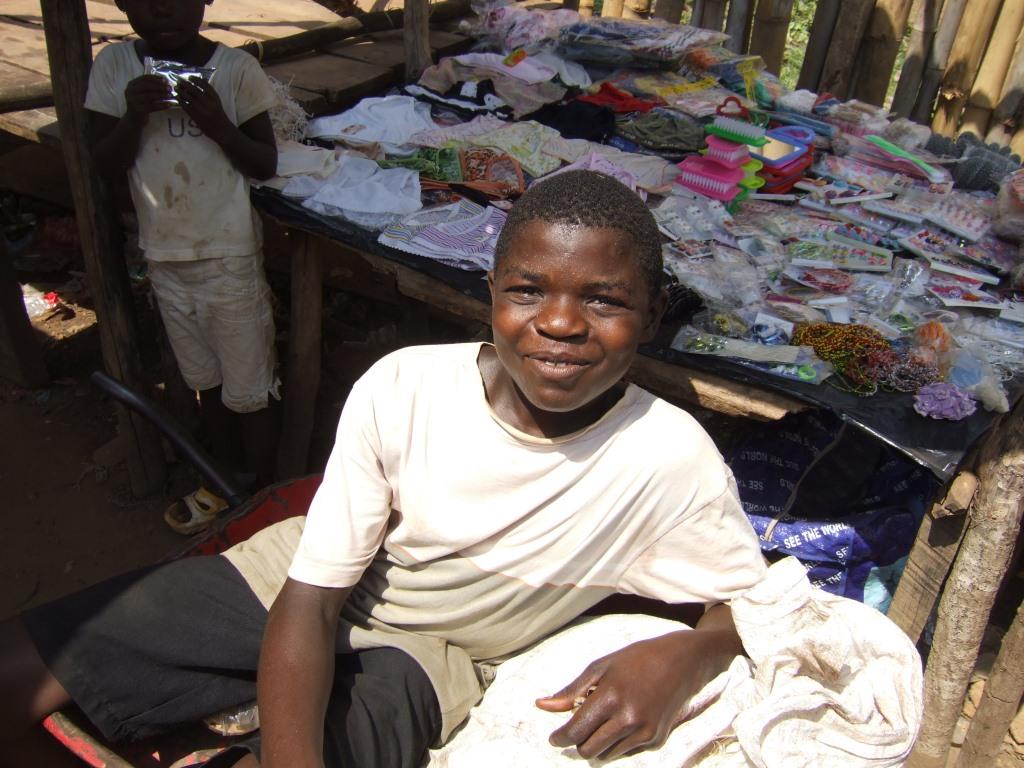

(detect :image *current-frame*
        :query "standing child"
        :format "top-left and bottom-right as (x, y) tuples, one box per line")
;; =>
(86, 0), (280, 533)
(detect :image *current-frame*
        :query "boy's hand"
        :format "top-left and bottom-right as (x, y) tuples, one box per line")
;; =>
(175, 78), (232, 143)
(535, 627), (739, 760)
(124, 74), (172, 120)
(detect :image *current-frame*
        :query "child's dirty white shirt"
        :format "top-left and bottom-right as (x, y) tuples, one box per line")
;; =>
(85, 42), (277, 261)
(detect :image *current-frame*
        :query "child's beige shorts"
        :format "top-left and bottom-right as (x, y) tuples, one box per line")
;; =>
(148, 254), (279, 414)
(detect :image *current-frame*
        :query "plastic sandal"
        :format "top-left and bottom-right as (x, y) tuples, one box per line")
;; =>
(164, 486), (229, 535)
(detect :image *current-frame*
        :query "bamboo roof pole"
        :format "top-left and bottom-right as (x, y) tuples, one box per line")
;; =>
(602, 0), (626, 18)
(911, 0), (969, 124)
(38, 0), (165, 497)
(818, 0), (876, 99)
(725, 0), (755, 52)
(851, 0), (918, 106)
(906, 400), (1024, 768)
(930, 0), (1004, 137)
(985, 30), (1024, 146)
(749, 0), (797, 75)
(797, 0), (841, 91)
(960, 0), (1024, 137)
(691, 0), (708, 26)
(956, 596), (1024, 768)
(891, 0), (941, 117)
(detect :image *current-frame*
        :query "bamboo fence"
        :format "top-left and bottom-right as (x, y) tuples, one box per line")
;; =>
(592, 0), (1024, 146)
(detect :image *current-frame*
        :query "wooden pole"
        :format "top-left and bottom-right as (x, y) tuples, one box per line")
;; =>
(957, 597), (1024, 768)
(402, 0), (432, 81)
(985, 30), (1024, 146)
(852, 0), (918, 106)
(702, 0), (729, 30)
(797, 0), (842, 91)
(906, 400), (1024, 768)
(930, 0), (1004, 137)
(277, 231), (323, 480)
(39, 0), (165, 497)
(891, 0), (941, 117)
(748, 0), (797, 74)
(0, 236), (48, 388)
(691, 0), (708, 26)
(911, 0), (969, 125)
(818, 0), (876, 99)
(886, 472), (976, 644)
(961, 0), (1024, 137)
(652, 0), (686, 22)
(725, 0), (755, 52)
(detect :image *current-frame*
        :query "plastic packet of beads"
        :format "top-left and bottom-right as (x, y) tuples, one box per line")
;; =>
(669, 329), (802, 363)
(144, 57), (215, 105)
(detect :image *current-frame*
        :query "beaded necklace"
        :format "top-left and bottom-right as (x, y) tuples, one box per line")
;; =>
(792, 323), (892, 395)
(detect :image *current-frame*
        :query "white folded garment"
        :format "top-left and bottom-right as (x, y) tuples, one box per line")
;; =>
(301, 156), (421, 230)
(428, 557), (922, 768)
(306, 95), (438, 155)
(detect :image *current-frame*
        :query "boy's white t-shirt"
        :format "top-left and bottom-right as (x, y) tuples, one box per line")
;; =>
(85, 42), (277, 261)
(224, 343), (767, 740)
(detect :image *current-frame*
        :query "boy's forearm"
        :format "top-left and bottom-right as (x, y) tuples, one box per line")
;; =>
(205, 121), (277, 180)
(92, 113), (146, 179)
(258, 579), (351, 768)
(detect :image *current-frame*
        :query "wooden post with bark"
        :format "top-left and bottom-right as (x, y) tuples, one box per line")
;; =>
(797, 0), (841, 91)
(960, 1), (1024, 138)
(931, 0), (1004, 137)
(911, 0), (969, 125)
(892, 0), (942, 117)
(38, 0), (165, 497)
(818, 0), (876, 100)
(701, 0), (729, 30)
(852, 0), (918, 106)
(957, 597), (1024, 768)
(403, 0), (433, 82)
(724, 0), (754, 52)
(748, 0), (796, 75)
(907, 400), (1024, 768)
(0, 236), (48, 388)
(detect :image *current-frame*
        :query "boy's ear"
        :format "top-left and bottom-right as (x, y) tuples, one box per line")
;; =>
(640, 287), (669, 343)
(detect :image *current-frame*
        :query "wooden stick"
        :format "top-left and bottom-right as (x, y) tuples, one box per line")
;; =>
(749, 0), (796, 74)
(910, 0), (968, 125)
(702, 0), (728, 30)
(691, 0), (708, 27)
(0, 81), (54, 115)
(797, 0), (841, 91)
(851, 0), (917, 107)
(577, 0), (596, 18)
(818, 0), (875, 99)
(906, 400), (1024, 768)
(652, 0), (686, 22)
(930, 0), (1004, 137)
(957, 596), (1024, 768)
(891, 0), (939, 117)
(39, 0), (165, 496)
(960, 0), (1024, 137)
(986, 30), (1024, 146)
(402, 0), (432, 81)
(724, 0), (754, 52)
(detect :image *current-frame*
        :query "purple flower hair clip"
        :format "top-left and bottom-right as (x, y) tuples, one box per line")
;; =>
(913, 382), (977, 421)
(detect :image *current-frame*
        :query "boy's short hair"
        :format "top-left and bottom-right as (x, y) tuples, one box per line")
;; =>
(493, 170), (664, 294)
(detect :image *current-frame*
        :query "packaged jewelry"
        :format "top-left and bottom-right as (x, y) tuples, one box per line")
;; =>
(144, 57), (216, 105)
(926, 276), (1004, 310)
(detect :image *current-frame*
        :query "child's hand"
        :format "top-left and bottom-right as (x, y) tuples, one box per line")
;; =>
(175, 78), (232, 143)
(125, 74), (173, 119)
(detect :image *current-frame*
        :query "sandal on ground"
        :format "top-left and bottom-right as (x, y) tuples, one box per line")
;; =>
(164, 487), (229, 535)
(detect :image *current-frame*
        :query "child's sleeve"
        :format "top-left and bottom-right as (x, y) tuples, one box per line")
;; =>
(84, 46), (127, 118)
(233, 53), (279, 126)
(617, 473), (767, 604)
(287, 370), (393, 589)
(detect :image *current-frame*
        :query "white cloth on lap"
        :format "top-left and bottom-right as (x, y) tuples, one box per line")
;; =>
(427, 557), (922, 767)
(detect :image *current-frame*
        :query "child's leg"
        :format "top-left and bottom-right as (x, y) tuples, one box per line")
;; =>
(239, 402), (279, 488)
(199, 384), (243, 474)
